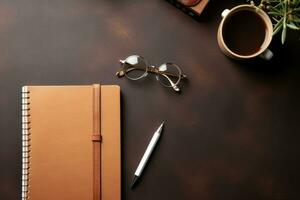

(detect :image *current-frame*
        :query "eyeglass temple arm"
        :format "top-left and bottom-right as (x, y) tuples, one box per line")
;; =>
(116, 67), (140, 77)
(161, 74), (180, 92)
(147, 67), (187, 79)
(116, 60), (187, 79)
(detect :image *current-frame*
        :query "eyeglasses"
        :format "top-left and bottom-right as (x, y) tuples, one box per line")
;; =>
(116, 55), (187, 92)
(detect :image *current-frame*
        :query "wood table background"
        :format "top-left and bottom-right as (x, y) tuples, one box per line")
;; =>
(0, 0), (300, 199)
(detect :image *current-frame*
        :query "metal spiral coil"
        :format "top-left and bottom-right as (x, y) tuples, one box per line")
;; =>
(21, 86), (30, 200)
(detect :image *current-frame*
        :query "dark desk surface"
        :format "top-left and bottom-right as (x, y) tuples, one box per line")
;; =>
(1, 0), (300, 199)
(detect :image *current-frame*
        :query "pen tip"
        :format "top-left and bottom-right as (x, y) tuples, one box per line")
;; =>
(131, 176), (138, 189)
(157, 122), (164, 132)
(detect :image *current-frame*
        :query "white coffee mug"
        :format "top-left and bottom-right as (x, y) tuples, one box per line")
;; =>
(217, 5), (273, 60)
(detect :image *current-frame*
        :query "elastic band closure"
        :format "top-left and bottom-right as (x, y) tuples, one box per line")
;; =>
(92, 84), (101, 200)
(92, 134), (102, 142)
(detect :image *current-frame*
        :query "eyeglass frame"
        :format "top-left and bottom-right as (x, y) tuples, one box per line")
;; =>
(116, 56), (187, 92)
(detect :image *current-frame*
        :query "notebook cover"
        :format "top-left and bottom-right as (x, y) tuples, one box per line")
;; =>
(21, 85), (120, 200)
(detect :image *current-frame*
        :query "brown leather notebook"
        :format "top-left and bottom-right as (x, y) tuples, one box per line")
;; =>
(21, 84), (121, 200)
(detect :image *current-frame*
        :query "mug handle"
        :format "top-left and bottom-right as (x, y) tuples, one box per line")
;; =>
(259, 49), (273, 60)
(221, 9), (230, 18)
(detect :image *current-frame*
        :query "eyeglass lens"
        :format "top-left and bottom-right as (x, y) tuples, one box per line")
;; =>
(123, 55), (148, 80)
(157, 63), (181, 87)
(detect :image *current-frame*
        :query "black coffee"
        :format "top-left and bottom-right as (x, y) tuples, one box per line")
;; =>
(222, 10), (267, 56)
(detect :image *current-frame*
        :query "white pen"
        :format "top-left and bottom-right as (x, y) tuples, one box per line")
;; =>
(131, 122), (164, 188)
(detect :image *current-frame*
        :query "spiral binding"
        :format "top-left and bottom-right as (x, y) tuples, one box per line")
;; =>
(21, 86), (30, 200)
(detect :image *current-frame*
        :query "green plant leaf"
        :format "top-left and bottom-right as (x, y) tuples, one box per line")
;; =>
(273, 18), (284, 35)
(250, 0), (300, 45)
(281, 0), (287, 44)
(293, 7), (300, 12)
(269, 6), (281, 12)
(273, 23), (283, 35)
(268, 11), (283, 16)
(281, 24), (287, 44)
(293, 16), (300, 22)
(287, 24), (300, 30)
